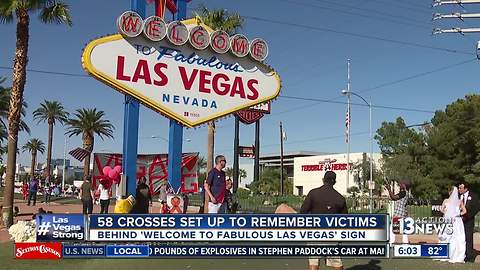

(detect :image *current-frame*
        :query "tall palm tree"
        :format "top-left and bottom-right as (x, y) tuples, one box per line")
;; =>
(66, 108), (114, 177)
(33, 100), (69, 182)
(195, 6), (244, 171)
(197, 156), (207, 173)
(0, 1), (71, 227)
(22, 138), (45, 180)
(196, 7), (243, 212)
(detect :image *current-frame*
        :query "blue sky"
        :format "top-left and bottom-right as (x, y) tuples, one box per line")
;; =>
(0, 0), (479, 168)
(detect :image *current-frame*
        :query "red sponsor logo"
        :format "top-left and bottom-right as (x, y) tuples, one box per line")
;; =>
(15, 242), (62, 259)
(236, 109), (264, 125)
(301, 161), (351, 172)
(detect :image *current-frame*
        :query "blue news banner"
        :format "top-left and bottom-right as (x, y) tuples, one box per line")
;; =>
(88, 214), (388, 242)
(36, 214), (389, 258)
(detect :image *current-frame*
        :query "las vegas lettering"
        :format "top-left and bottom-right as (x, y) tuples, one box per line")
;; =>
(115, 56), (259, 101)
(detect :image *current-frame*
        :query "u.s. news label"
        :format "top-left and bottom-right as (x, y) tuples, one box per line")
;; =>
(36, 214), (85, 242)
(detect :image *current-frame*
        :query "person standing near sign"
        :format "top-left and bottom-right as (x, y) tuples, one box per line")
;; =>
(27, 176), (39, 206)
(131, 176), (152, 214)
(97, 182), (111, 214)
(458, 181), (480, 262)
(205, 155), (227, 214)
(80, 175), (95, 214)
(219, 178), (234, 213)
(385, 180), (411, 245)
(300, 171), (347, 270)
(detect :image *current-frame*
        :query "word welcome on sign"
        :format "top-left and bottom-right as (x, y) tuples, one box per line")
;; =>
(117, 11), (268, 62)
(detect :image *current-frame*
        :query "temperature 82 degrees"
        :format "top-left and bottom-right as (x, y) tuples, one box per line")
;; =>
(420, 244), (448, 258)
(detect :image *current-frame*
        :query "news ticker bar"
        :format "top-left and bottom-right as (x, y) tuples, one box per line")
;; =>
(36, 214), (388, 242)
(393, 244), (449, 258)
(15, 243), (451, 260)
(62, 244), (389, 258)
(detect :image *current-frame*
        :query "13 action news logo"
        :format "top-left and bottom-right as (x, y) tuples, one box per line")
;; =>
(393, 217), (454, 235)
(15, 242), (62, 259)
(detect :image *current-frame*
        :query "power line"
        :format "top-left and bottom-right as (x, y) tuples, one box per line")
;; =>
(265, 57), (476, 118)
(263, 131), (370, 148)
(312, 0), (432, 25)
(279, 0), (432, 29)
(1, 57), (472, 119)
(243, 15), (474, 56)
(352, 58), (477, 96)
(214, 57), (475, 131)
(278, 95), (436, 113)
(368, 0), (433, 13)
(215, 131), (370, 153)
(0, 66), (89, 77)
(1, 59), (473, 128)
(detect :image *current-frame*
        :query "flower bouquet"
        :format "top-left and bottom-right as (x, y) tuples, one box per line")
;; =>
(8, 220), (36, 242)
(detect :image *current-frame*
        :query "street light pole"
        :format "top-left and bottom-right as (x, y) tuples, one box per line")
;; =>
(369, 101), (373, 213)
(279, 121), (284, 195)
(341, 89), (374, 213)
(346, 59), (351, 194)
(62, 136), (67, 195)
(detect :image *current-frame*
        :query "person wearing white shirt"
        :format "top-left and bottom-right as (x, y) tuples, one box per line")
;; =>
(98, 183), (111, 214)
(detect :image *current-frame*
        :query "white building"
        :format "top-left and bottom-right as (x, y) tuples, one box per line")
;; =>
(293, 152), (382, 196)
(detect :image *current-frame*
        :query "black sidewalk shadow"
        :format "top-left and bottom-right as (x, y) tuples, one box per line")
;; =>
(346, 259), (382, 270)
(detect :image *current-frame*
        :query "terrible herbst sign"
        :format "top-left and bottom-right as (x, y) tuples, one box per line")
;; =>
(82, 12), (281, 127)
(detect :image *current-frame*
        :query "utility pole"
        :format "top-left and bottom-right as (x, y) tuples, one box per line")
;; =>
(433, 1), (480, 35)
(254, 120), (260, 183)
(433, 0), (480, 6)
(62, 137), (67, 193)
(233, 115), (240, 193)
(279, 122), (284, 195)
(346, 59), (351, 193)
(368, 100), (373, 213)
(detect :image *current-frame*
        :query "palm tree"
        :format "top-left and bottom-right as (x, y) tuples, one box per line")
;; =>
(195, 6), (244, 171)
(22, 138), (45, 180)
(0, 1), (71, 227)
(196, 7), (243, 213)
(66, 108), (114, 177)
(197, 156), (207, 173)
(225, 167), (247, 183)
(33, 100), (69, 182)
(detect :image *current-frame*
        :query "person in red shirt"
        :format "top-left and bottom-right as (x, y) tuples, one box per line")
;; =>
(22, 182), (29, 201)
(204, 155), (227, 214)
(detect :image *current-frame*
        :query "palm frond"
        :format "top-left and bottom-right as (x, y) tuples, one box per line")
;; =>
(0, 0), (17, 24)
(39, 1), (72, 26)
(195, 5), (243, 35)
(33, 100), (69, 125)
(66, 108), (114, 141)
(22, 138), (45, 154)
(0, 82), (30, 133)
(19, 119), (30, 134)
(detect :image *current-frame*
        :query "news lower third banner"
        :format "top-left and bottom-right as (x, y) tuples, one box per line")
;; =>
(88, 214), (387, 242)
(35, 214), (387, 242)
(61, 244), (389, 258)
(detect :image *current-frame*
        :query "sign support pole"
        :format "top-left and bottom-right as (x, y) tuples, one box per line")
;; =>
(124, 0), (145, 197)
(168, 0), (187, 193)
(254, 119), (260, 183)
(280, 121), (284, 195)
(233, 115), (240, 192)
